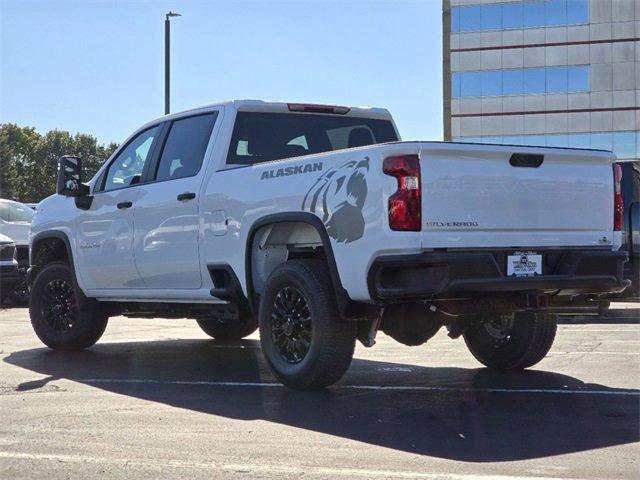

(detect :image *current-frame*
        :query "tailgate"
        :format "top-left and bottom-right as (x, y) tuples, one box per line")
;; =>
(419, 143), (614, 249)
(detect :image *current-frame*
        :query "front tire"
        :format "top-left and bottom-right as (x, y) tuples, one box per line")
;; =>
(29, 262), (108, 350)
(463, 312), (557, 371)
(258, 259), (356, 390)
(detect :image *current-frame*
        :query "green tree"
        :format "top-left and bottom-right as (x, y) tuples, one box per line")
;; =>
(0, 124), (118, 203)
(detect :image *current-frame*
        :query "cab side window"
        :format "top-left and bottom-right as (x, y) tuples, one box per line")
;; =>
(154, 113), (217, 182)
(101, 126), (159, 192)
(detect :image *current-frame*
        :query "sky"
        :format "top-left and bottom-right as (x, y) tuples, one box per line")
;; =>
(0, 0), (443, 145)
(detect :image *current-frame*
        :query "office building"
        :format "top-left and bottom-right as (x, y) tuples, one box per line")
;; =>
(443, 0), (639, 160)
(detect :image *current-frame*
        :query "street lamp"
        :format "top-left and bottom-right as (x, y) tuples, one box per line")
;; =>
(165, 11), (181, 115)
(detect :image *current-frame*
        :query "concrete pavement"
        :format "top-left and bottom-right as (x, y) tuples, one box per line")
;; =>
(1, 305), (638, 479)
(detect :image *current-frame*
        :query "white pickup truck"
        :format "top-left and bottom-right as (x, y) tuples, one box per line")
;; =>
(28, 100), (629, 389)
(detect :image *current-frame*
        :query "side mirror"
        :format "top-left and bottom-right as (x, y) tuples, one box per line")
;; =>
(57, 156), (88, 197)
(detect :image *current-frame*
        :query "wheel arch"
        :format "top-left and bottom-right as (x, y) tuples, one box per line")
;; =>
(245, 212), (358, 319)
(29, 230), (77, 288)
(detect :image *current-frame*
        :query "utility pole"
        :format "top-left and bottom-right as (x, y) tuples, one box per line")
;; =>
(165, 11), (181, 115)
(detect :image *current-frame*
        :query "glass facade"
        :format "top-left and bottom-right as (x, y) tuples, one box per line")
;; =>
(452, 66), (589, 97)
(452, 0), (589, 32)
(452, 131), (640, 159)
(448, 1), (637, 161)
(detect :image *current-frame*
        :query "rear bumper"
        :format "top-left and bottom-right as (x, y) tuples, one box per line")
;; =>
(368, 249), (631, 301)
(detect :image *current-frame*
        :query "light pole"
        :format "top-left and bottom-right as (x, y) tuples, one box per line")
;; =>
(165, 11), (181, 115)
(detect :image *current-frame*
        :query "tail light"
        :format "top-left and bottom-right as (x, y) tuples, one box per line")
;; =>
(613, 163), (624, 231)
(383, 155), (421, 231)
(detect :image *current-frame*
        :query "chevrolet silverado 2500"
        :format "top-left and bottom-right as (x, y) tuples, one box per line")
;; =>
(28, 100), (630, 389)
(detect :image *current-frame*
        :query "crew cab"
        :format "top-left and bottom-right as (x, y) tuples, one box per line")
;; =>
(28, 100), (629, 389)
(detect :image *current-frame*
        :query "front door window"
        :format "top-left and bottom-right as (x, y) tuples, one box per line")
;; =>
(102, 126), (159, 191)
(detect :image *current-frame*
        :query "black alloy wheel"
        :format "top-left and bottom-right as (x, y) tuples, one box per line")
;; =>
(258, 259), (356, 389)
(270, 286), (313, 364)
(40, 278), (77, 332)
(29, 262), (108, 350)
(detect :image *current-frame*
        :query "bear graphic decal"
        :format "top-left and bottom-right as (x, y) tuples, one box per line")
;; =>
(301, 157), (369, 243)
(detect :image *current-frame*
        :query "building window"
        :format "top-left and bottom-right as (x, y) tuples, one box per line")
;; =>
(452, 72), (461, 97)
(546, 66), (567, 93)
(523, 1), (545, 28)
(545, 134), (568, 147)
(451, 0), (589, 33)
(453, 66), (589, 98)
(481, 4), (502, 30)
(459, 5), (482, 31)
(503, 69), (524, 95)
(567, 65), (589, 92)
(545, 0), (567, 26)
(460, 71), (482, 97)
(566, 0), (589, 24)
(502, 2), (523, 29)
(451, 6), (460, 32)
(481, 70), (502, 96)
(452, 131), (639, 159)
(523, 68), (546, 94)
(614, 132), (636, 159)
(590, 132), (613, 151)
(568, 133), (591, 149)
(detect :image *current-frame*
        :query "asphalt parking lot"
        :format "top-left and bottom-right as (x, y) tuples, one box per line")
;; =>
(1, 305), (638, 479)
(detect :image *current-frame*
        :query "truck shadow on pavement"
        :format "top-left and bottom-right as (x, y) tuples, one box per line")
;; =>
(5, 338), (639, 462)
(557, 307), (639, 324)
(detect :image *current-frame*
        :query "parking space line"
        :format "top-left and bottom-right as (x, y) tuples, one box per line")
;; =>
(0, 451), (583, 479)
(557, 328), (640, 331)
(76, 378), (640, 396)
(549, 351), (640, 355)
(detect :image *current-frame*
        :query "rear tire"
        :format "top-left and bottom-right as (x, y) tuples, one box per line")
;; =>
(463, 312), (557, 371)
(29, 262), (108, 350)
(258, 259), (356, 390)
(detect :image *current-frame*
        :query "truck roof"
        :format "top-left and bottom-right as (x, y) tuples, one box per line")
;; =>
(147, 100), (394, 126)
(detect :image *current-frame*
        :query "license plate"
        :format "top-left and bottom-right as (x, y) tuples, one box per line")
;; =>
(507, 252), (542, 277)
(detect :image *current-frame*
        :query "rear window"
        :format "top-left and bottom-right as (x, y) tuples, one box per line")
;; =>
(226, 112), (398, 165)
